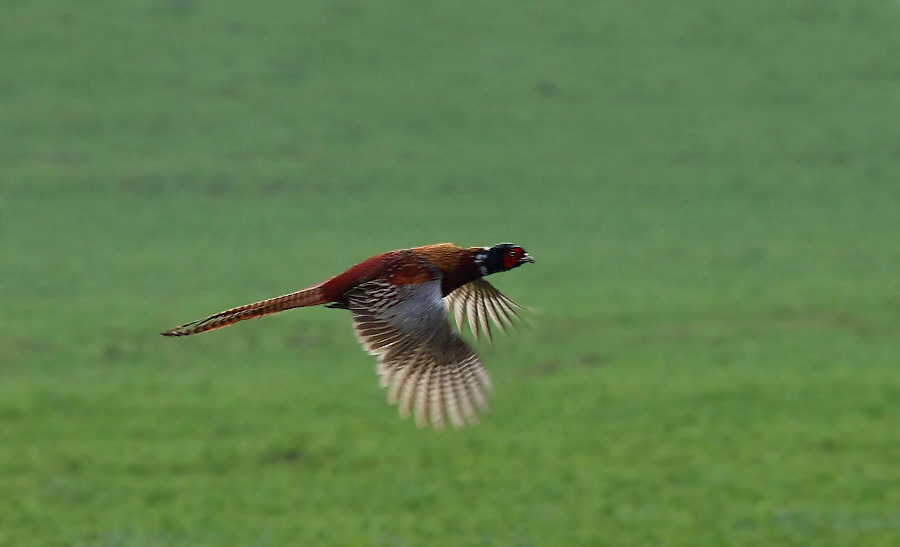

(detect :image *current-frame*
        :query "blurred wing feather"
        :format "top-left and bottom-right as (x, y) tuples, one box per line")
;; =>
(444, 279), (526, 342)
(348, 279), (492, 430)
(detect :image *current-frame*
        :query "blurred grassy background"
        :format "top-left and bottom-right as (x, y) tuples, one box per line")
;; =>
(2, 0), (899, 545)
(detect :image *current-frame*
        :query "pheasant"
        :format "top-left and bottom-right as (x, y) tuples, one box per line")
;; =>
(162, 243), (534, 429)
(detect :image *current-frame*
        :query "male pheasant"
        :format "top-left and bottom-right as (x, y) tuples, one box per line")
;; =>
(162, 243), (534, 429)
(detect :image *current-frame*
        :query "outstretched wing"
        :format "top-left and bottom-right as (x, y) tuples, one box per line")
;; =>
(444, 279), (526, 343)
(348, 279), (492, 430)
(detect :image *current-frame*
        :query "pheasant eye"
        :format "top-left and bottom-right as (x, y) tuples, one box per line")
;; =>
(502, 249), (520, 269)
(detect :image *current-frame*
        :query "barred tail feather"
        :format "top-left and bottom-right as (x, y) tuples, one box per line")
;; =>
(161, 285), (326, 336)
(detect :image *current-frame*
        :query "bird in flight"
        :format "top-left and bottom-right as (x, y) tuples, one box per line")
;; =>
(162, 243), (534, 429)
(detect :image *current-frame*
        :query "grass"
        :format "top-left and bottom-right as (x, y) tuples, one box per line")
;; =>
(2, 0), (900, 545)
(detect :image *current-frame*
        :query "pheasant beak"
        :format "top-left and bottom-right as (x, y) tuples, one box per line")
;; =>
(522, 254), (535, 264)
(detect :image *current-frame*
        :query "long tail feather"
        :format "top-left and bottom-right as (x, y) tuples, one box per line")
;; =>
(161, 285), (326, 336)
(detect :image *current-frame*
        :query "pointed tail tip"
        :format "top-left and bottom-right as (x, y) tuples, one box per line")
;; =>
(161, 324), (195, 337)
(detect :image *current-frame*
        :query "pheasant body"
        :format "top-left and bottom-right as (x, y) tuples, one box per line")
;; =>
(162, 243), (534, 429)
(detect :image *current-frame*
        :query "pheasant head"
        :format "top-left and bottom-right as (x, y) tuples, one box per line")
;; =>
(474, 243), (535, 276)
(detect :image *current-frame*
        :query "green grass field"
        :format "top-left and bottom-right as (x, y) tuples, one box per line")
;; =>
(3, 1), (899, 544)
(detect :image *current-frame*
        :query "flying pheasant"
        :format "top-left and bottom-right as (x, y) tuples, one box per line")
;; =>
(162, 243), (534, 429)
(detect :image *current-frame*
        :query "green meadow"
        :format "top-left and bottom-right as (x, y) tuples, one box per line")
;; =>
(2, 1), (899, 544)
